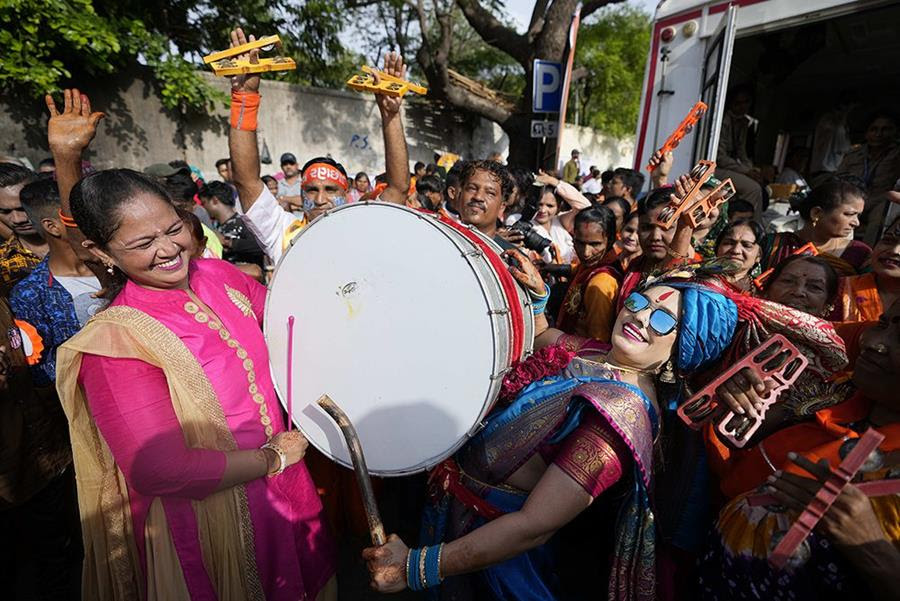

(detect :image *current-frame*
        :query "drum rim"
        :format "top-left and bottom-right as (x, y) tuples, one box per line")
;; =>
(262, 201), (523, 475)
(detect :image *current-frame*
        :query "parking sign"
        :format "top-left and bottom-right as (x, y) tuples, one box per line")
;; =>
(532, 60), (562, 113)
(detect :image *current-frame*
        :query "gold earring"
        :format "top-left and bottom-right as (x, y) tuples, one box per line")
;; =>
(811, 217), (819, 228)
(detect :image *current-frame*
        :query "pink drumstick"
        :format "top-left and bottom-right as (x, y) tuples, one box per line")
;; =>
(287, 315), (295, 431)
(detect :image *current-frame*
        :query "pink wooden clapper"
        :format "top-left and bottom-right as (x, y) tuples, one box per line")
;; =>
(287, 315), (295, 431)
(768, 428), (885, 569)
(747, 478), (900, 507)
(677, 334), (807, 448)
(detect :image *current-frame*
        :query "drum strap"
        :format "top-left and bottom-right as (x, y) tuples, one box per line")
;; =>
(429, 459), (505, 521)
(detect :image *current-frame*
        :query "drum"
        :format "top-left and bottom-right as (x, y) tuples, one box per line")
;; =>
(265, 202), (534, 476)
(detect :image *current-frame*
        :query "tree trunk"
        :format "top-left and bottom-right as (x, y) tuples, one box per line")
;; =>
(413, 0), (622, 171)
(501, 114), (540, 168)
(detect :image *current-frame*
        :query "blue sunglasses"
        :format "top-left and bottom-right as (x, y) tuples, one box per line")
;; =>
(623, 291), (679, 336)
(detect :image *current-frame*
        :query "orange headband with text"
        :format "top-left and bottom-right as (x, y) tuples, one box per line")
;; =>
(302, 162), (348, 190)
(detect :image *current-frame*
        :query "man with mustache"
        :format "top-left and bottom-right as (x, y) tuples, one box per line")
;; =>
(456, 160), (518, 249)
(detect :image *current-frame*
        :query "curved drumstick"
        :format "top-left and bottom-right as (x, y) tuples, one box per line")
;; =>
(317, 394), (386, 546)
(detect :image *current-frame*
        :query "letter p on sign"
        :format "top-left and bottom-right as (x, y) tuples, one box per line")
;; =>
(532, 60), (563, 114)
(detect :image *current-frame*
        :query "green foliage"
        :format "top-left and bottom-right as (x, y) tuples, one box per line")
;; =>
(0, 0), (358, 113)
(279, 0), (360, 88)
(570, 3), (651, 137)
(0, 0), (120, 93)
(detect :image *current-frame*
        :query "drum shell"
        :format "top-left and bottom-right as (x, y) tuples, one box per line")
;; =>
(264, 202), (534, 476)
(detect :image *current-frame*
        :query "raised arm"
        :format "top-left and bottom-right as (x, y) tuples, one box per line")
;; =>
(226, 28), (264, 212)
(648, 150), (673, 189)
(45, 89), (104, 217)
(374, 52), (410, 204)
(535, 171), (591, 233)
(45, 89), (113, 289)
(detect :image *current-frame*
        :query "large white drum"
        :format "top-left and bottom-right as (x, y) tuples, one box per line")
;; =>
(265, 202), (534, 476)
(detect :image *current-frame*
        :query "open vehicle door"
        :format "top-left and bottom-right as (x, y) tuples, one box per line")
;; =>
(693, 5), (739, 163)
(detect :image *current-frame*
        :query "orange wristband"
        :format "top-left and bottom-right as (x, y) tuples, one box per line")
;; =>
(231, 91), (261, 131)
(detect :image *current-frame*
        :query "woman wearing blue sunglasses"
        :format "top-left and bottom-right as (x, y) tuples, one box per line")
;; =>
(366, 254), (739, 601)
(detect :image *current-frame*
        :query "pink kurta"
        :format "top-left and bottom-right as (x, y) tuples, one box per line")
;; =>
(78, 258), (335, 600)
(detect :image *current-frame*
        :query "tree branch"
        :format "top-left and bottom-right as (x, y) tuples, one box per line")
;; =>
(444, 80), (512, 124)
(528, 0), (550, 40)
(455, 0), (530, 67)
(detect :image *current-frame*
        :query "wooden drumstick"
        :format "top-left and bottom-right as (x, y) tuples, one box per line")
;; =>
(317, 394), (386, 546)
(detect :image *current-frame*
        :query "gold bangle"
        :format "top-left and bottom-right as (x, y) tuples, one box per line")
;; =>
(418, 545), (428, 589)
(260, 442), (286, 476)
(437, 543), (444, 582)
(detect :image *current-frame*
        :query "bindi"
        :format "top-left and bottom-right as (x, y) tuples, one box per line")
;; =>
(656, 290), (676, 302)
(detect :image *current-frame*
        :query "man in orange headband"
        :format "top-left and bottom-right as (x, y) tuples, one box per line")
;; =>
(227, 27), (410, 263)
(299, 157), (350, 221)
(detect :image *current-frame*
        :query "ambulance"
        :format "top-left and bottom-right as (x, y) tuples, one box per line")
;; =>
(633, 0), (900, 182)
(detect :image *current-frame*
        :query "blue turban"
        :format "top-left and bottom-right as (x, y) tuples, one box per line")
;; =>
(649, 282), (738, 372)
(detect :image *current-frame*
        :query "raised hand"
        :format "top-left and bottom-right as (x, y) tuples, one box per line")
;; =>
(374, 51), (406, 117)
(45, 88), (105, 159)
(534, 170), (560, 188)
(649, 150), (673, 177)
(229, 28), (261, 94)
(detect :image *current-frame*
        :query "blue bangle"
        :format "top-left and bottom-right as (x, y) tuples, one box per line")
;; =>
(530, 286), (550, 302)
(407, 547), (423, 591)
(531, 296), (549, 316)
(424, 543), (443, 588)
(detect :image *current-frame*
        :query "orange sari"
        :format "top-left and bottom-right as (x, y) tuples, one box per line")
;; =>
(833, 272), (883, 322)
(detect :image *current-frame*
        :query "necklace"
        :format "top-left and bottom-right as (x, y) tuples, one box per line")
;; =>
(600, 359), (658, 377)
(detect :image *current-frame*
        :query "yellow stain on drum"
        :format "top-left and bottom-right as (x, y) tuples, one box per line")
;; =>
(338, 281), (361, 319)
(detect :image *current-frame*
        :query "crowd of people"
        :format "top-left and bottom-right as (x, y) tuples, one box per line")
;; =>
(1, 27), (899, 601)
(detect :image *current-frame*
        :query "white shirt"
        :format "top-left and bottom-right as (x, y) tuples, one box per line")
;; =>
(242, 185), (302, 264)
(582, 178), (603, 194)
(534, 216), (575, 264)
(55, 275), (106, 325)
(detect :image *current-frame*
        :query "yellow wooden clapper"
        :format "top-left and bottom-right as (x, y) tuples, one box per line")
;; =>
(203, 34), (296, 77)
(346, 66), (427, 97)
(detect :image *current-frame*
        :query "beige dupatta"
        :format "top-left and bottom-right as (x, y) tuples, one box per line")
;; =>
(56, 306), (265, 601)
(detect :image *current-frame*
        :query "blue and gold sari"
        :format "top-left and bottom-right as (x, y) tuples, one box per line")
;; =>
(422, 355), (659, 601)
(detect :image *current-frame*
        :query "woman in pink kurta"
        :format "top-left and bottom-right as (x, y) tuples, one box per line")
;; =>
(57, 168), (335, 600)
